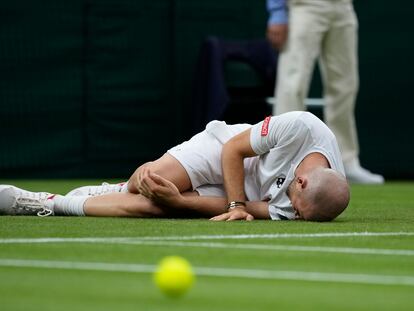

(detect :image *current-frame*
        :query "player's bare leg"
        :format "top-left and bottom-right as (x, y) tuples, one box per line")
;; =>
(82, 192), (163, 217)
(65, 154), (192, 198)
(83, 191), (209, 218)
(0, 184), (270, 219)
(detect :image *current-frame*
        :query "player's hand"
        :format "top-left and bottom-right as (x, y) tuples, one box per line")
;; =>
(210, 207), (254, 221)
(135, 162), (153, 193)
(139, 173), (182, 207)
(266, 23), (288, 51)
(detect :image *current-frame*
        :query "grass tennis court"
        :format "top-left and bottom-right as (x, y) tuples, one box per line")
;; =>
(0, 180), (413, 311)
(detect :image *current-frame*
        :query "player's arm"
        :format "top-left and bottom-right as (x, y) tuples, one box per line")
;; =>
(218, 115), (289, 220)
(215, 128), (259, 220)
(221, 128), (256, 204)
(210, 200), (270, 221)
(139, 173), (227, 216)
(139, 173), (270, 219)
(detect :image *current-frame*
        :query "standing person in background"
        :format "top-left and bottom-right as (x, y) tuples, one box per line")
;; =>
(266, 0), (384, 184)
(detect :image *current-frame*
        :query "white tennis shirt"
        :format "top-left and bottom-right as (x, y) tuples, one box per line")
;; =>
(205, 111), (345, 220)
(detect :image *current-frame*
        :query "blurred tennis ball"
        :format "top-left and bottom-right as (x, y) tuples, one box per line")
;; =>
(153, 256), (195, 298)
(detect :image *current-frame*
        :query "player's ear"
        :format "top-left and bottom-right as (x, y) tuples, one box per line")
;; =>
(297, 177), (307, 189)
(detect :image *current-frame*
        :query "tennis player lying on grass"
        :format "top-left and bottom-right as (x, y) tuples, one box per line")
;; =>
(0, 111), (350, 221)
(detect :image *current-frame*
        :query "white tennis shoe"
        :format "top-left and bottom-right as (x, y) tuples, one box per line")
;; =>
(0, 185), (55, 216)
(66, 182), (127, 197)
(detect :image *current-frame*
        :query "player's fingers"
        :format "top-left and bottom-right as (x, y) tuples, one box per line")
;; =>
(150, 173), (170, 186)
(139, 177), (155, 194)
(142, 169), (151, 185)
(140, 177), (159, 198)
(142, 175), (159, 190)
(226, 212), (243, 221)
(226, 212), (254, 221)
(143, 176), (173, 201)
(138, 186), (151, 199)
(136, 174), (143, 190)
(246, 214), (254, 221)
(138, 178), (150, 194)
(138, 167), (151, 186)
(210, 213), (230, 221)
(137, 176), (148, 193)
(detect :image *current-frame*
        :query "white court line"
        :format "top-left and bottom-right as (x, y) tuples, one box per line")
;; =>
(115, 240), (414, 256)
(1, 231), (413, 244)
(0, 258), (413, 287)
(1, 232), (413, 257)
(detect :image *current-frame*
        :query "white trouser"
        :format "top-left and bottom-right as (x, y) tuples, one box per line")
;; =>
(274, 0), (359, 165)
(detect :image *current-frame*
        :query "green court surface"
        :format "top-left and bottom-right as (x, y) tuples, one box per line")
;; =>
(0, 181), (413, 311)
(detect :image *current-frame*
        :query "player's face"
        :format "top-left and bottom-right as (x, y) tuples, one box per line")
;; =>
(287, 178), (311, 220)
(291, 196), (311, 220)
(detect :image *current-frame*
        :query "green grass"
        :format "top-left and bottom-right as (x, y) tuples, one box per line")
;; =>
(0, 180), (413, 311)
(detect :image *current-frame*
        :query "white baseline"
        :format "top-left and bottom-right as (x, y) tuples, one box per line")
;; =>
(1, 232), (414, 257)
(0, 258), (413, 287)
(1, 231), (413, 244)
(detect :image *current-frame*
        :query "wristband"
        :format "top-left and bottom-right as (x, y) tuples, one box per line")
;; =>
(227, 201), (247, 210)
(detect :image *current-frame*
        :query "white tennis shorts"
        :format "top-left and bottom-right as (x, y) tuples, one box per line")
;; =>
(167, 121), (259, 199)
(167, 130), (227, 197)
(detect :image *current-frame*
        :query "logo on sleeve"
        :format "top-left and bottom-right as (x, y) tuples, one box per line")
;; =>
(276, 176), (286, 188)
(261, 116), (271, 136)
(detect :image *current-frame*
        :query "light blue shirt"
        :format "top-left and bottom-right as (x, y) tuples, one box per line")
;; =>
(267, 0), (288, 25)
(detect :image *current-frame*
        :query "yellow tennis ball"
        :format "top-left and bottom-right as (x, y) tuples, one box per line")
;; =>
(153, 256), (194, 298)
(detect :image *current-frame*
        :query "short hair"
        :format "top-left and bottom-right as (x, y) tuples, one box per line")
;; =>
(303, 168), (350, 221)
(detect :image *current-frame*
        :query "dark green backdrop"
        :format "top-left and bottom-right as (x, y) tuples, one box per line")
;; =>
(0, 0), (413, 179)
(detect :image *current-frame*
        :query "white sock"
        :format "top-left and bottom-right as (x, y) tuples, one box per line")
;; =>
(52, 195), (88, 216)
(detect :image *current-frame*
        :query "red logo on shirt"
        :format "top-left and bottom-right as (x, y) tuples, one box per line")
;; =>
(261, 116), (271, 136)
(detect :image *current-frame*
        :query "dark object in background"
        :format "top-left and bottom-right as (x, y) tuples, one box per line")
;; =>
(192, 37), (277, 133)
